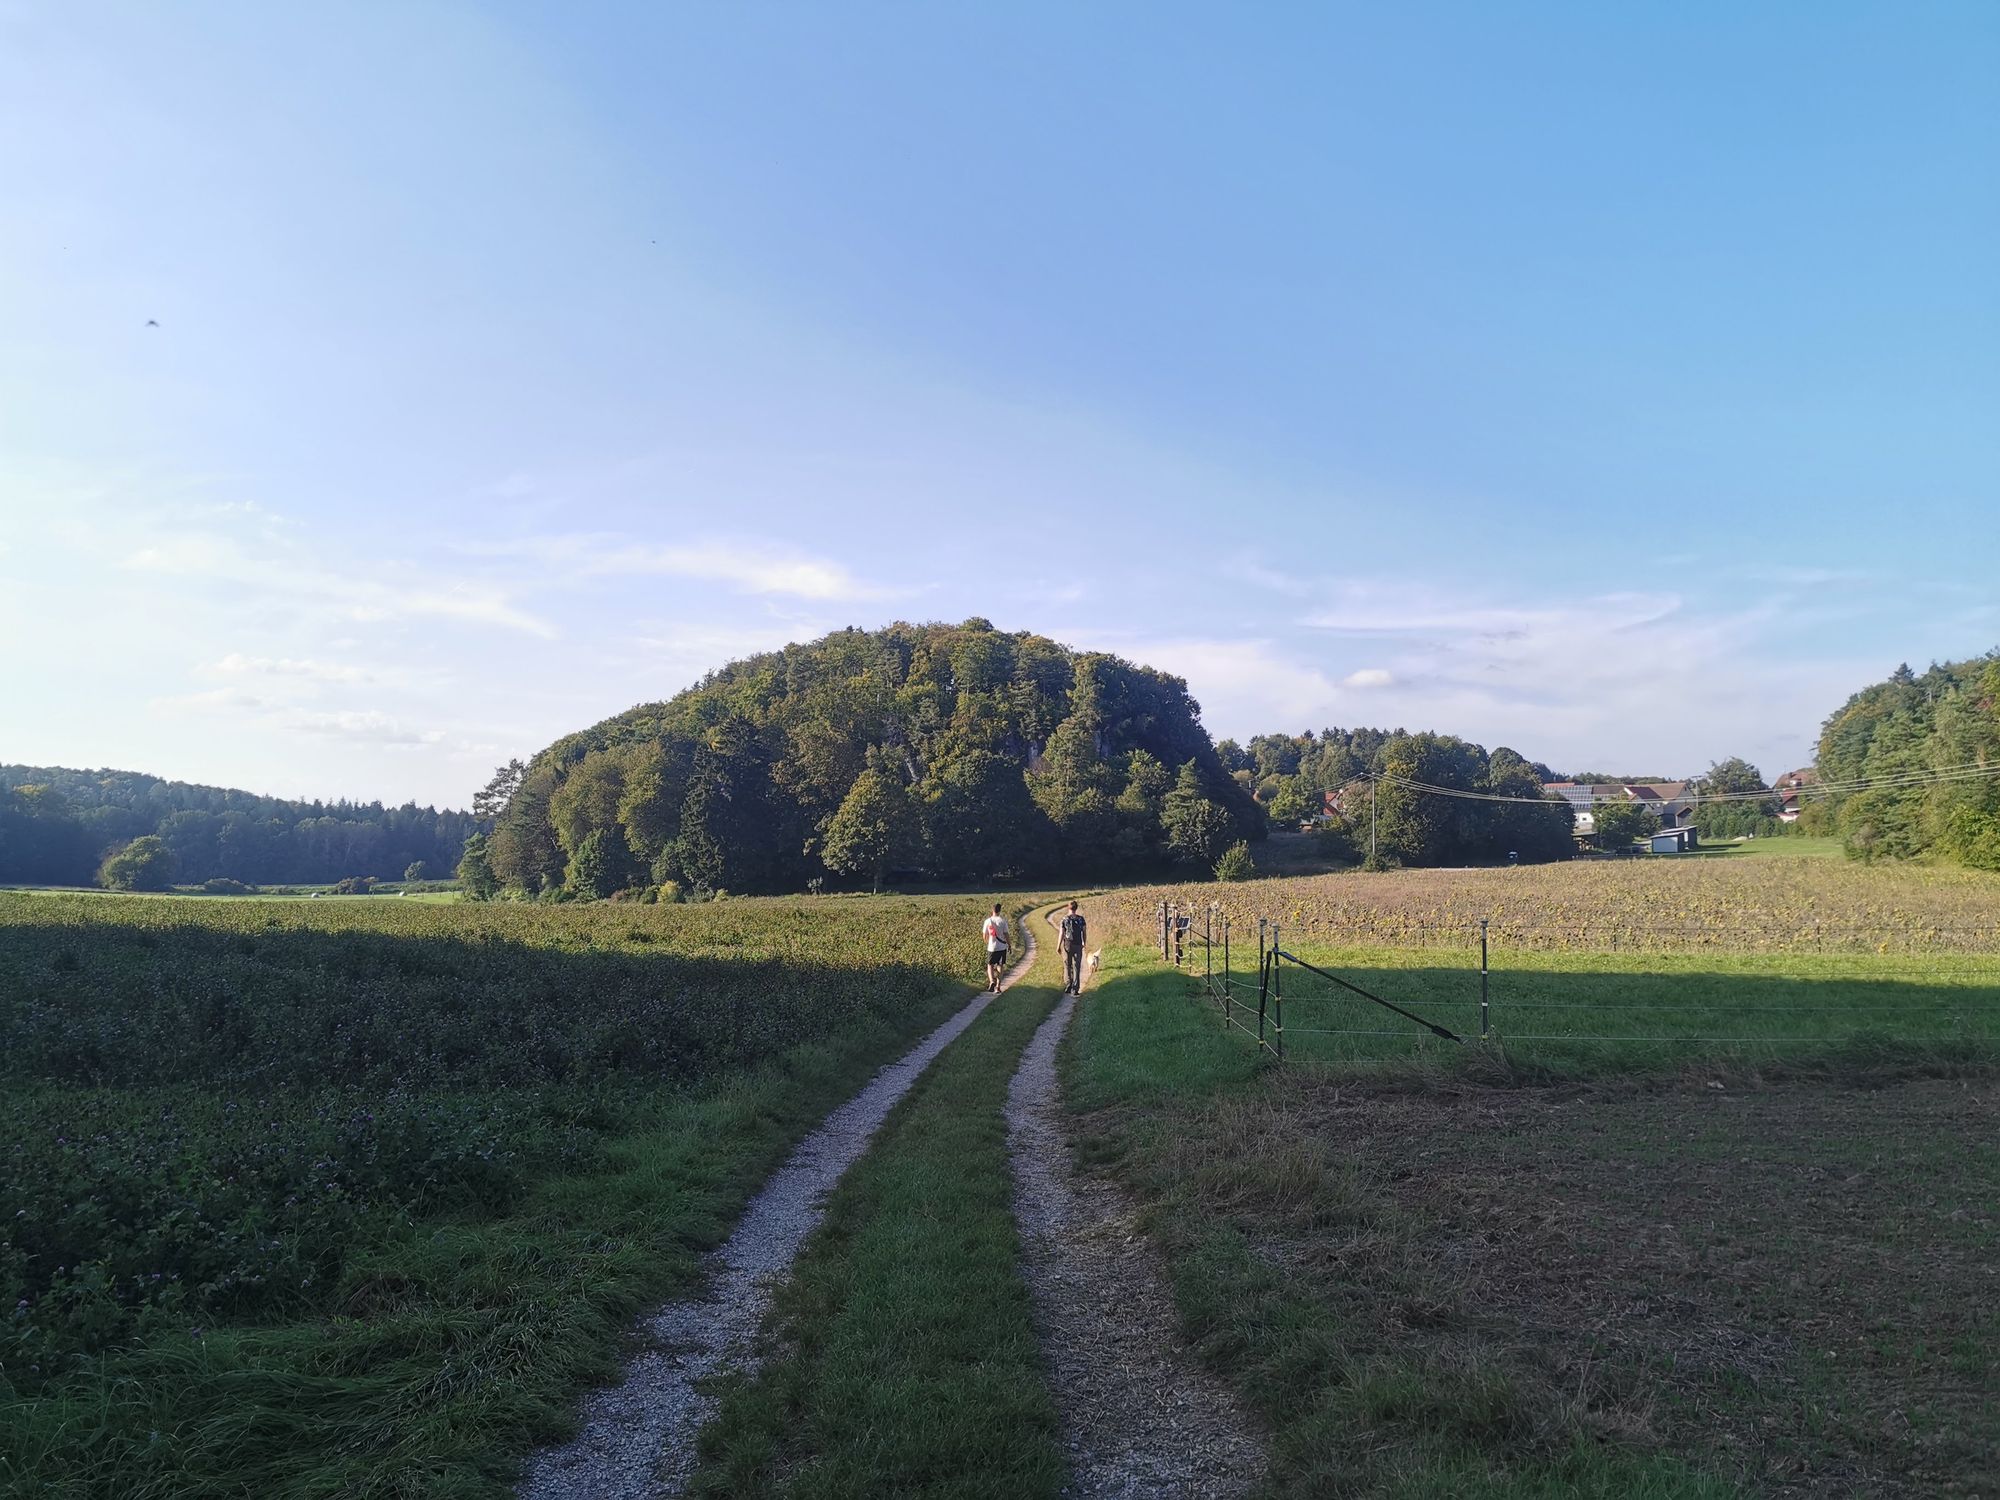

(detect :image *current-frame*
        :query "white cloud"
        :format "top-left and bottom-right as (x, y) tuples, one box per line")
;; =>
(1301, 582), (1682, 640)
(150, 687), (272, 713)
(1085, 636), (1350, 730)
(476, 533), (905, 602)
(1342, 668), (1394, 688)
(119, 526), (556, 637)
(290, 710), (442, 746)
(205, 653), (370, 683)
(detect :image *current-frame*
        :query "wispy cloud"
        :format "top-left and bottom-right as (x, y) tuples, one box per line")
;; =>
(1082, 635), (1350, 730)
(1342, 668), (1394, 688)
(290, 709), (442, 746)
(204, 653), (371, 683)
(1301, 582), (1683, 640)
(476, 533), (907, 602)
(151, 687), (443, 747)
(117, 523), (556, 637)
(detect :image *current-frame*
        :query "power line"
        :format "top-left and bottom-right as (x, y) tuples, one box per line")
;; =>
(1365, 759), (2000, 809)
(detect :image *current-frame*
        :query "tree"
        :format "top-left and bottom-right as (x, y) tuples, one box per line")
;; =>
(99, 835), (173, 891)
(820, 766), (918, 891)
(1162, 763), (1232, 866)
(456, 833), (497, 900)
(1592, 800), (1660, 849)
(404, 860), (430, 883)
(474, 759), (526, 819)
(1268, 777), (1316, 826)
(923, 751), (1052, 880)
(0, 784), (95, 885)
(1690, 757), (1779, 838)
(1814, 652), (2000, 865)
(1213, 840), (1256, 882)
(1373, 733), (1487, 866)
(565, 828), (628, 898)
(548, 748), (630, 862)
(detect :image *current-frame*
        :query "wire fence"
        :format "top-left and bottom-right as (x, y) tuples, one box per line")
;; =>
(1156, 899), (2000, 1062)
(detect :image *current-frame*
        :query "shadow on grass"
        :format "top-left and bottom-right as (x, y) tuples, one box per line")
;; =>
(1184, 954), (2000, 1074)
(0, 907), (987, 1499)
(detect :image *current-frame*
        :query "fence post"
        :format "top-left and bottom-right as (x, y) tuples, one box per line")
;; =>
(1204, 903), (1213, 995)
(1220, 917), (1232, 1029)
(1479, 917), (1490, 1039)
(1264, 923), (1277, 1054)
(1273, 923), (1284, 1061)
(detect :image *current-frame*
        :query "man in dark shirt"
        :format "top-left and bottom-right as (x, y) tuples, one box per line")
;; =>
(1056, 900), (1087, 995)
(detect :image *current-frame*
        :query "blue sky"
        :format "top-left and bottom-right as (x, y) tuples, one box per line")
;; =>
(3, 1), (1995, 807)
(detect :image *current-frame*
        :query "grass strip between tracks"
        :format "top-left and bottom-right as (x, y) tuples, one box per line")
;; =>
(691, 969), (1066, 1499)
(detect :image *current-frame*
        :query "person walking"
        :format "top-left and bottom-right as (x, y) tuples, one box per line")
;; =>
(982, 904), (1010, 992)
(1055, 899), (1087, 995)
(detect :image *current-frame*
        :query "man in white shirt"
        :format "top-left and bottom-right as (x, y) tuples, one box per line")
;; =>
(982, 904), (1010, 992)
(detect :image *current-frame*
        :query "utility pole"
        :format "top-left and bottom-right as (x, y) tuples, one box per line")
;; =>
(1370, 774), (1378, 864)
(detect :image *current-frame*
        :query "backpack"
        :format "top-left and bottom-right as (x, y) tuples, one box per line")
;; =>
(1060, 913), (1086, 948)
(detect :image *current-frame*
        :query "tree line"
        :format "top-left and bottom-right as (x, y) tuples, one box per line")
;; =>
(1813, 652), (2000, 869)
(1215, 727), (1576, 865)
(477, 620), (1264, 898)
(0, 765), (483, 889)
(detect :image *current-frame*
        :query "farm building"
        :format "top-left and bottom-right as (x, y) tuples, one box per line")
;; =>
(1541, 781), (1697, 835)
(1773, 767), (1817, 822)
(1649, 826), (1700, 854)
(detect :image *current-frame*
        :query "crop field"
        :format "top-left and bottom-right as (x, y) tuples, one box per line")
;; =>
(0, 890), (999, 1498)
(1103, 855), (2000, 952)
(1103, 856), (2000, 1067)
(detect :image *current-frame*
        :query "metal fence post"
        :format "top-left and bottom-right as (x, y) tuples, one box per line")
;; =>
(1204, 903), (1213, 995)
(1159, 900), (1168, 962)
(1264, 923), (1278, 1054)
(1273, 923), (1284, 1061)
(1479, 917), (1490, 1039)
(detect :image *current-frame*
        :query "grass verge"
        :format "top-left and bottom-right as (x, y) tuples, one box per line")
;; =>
(690, 976), (1066, 1498)
(1065, 947), (2000, 1497)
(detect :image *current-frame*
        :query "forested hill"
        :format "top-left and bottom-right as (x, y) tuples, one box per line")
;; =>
(0, 765), (481, 887)
(485, 620), (1263, 895)
(1815, 653), (2000, 869)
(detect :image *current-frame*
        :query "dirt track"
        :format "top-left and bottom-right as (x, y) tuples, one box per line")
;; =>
(518, 924), (1039, 1500)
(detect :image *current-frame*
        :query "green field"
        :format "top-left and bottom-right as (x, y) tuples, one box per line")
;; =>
(1193, 940), (2000, 1068)
(1068, 948), (2000, 1496)
(8, 855), (2000, 1497)
(0, 890), (1007, 1498)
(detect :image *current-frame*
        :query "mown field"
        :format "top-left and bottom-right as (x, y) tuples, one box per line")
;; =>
(1068, 952), (2000, 1497)
(1074, 853), (2000, 1493)
(0, 890), (1003, 1499)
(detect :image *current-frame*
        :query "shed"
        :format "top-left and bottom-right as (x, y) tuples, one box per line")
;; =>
(1648, 827), (1700, 854)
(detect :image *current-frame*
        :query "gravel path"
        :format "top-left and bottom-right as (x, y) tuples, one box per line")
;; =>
(519, 925), (1038, 1500)
(1007, 973), (1267, 1499)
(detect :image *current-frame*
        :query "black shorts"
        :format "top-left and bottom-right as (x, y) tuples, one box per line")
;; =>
(988, 946), (1009, 965)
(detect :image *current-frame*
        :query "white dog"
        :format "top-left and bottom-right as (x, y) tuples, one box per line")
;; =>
(1086, 948), (1102, 974)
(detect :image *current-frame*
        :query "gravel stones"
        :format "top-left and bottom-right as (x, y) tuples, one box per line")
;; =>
(1007, 989), (1267, 1499)
(519, 932), (1038, 1499)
